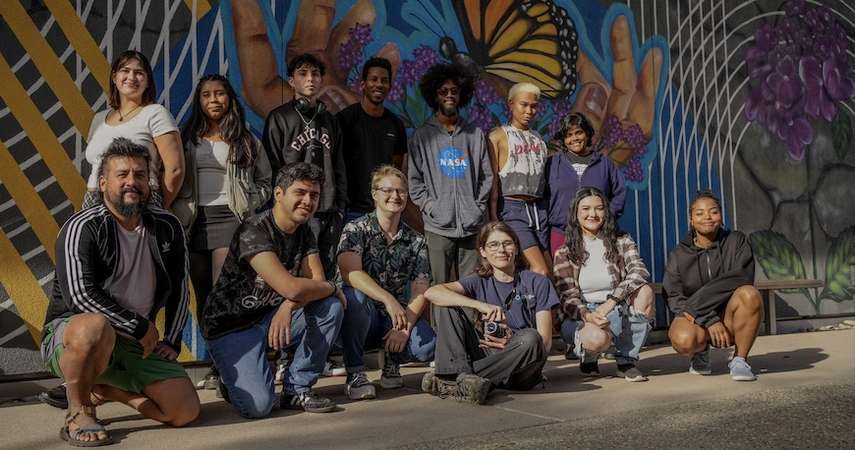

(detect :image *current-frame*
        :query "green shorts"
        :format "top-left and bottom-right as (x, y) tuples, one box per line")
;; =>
(42, 316), (188, 394)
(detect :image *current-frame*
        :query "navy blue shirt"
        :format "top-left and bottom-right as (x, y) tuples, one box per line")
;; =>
(458, 270), (559, 331)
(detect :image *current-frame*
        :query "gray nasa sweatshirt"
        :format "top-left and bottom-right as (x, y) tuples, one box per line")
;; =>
(408, 116), (493, 238)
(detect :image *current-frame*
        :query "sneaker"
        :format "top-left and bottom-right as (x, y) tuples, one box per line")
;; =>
(281, 390), (337, 413)
(38, 384), (68, 409)
(195, 368), (219, 390)
(689, 346), (712, 375)
(345, 372), (376, 400)
(322, 360), (347, 377)
(580, 361), (600, 376)
(728, 357), (757, 381)
(380, 356), (404, 389)
(616, 363), (648, 382)
(564, 345), (578, 360)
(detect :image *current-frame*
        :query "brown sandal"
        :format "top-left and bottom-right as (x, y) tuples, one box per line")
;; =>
(59, 406), (113, 447)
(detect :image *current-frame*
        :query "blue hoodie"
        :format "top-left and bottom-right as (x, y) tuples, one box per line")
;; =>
(544, 150), (626, 232)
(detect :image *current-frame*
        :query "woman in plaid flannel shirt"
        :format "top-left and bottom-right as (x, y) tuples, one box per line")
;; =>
(553, 187), (655, 381)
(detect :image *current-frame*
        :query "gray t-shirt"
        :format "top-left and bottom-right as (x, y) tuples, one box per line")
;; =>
(578, 236), (612, 303)
(110, 224), (156, 317)
(196, 139), (230, 206)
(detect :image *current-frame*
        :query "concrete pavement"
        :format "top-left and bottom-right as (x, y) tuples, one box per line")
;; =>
(1, 329), (853, 449)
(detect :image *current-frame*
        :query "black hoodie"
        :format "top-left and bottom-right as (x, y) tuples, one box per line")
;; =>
(663, 229), (755, 328)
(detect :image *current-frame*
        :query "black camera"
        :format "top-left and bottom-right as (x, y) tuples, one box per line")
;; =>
(483, 321), (508, 339)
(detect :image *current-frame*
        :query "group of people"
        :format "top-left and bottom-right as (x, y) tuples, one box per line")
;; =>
(41, 50), (763, 446)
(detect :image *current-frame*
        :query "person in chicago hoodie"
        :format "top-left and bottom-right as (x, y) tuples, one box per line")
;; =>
(262, 53), (346, 279)
(664, 190), (762, 381)
(408, 63), (493, 286)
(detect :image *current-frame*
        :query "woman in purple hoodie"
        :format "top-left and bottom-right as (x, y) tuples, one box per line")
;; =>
(544, 113), (626, 255)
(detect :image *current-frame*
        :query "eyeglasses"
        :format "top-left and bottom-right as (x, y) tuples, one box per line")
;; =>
(484, 240), (515, 252)
(374, 187), (408, 196)
(437, 87), (460, 97)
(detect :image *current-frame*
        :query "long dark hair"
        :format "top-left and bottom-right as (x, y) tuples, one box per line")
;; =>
(109, 50), (157, 109)
(563, 187), (624, 266)
(476, 221), (528, 277)
(181, 74), (258, 168)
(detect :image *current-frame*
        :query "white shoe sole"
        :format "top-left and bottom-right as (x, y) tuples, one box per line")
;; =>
(689, 367), (712, 375)
(731, 374), (757, 381)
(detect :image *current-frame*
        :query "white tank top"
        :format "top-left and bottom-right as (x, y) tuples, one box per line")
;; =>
(498, 125), (547, 198)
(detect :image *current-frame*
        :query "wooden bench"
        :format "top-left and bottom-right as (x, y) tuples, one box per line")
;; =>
(755, 279), (824, 335)
(651, 280), (824, 335)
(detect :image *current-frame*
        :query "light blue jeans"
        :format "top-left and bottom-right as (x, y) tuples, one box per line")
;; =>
(340, 287), (436, 372)
(561, 301), (651, 365)
(206, 296), (344, 419)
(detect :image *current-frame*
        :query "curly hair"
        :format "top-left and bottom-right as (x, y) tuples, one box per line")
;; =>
(181, 74), (259, 168)
(554, 112), (595, 148)
(563, 187), (625, 267)
(476, 221), (528, 277)
(418, 63), (474, 111)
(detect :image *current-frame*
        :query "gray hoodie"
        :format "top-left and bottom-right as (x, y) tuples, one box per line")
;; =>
(408, 116), (493, 238)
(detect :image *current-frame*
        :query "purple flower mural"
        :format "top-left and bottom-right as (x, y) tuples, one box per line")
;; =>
(744, 0), (855, 160)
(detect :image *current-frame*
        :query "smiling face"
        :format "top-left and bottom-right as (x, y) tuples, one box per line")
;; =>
(435, 80), (460, 117)
(576, 194), (606, 237)
(112, 58), (149, 102)
(199, 79), (230, 124)
(508, 91), (539, 129)
(275, 179), (320, 225)
(480, 230), (518, 272)
(288, 63), (323, 100)
(362, 66), (391, 105)
(99, 156), (150, 217)
(690, 197), (723, 238)
(563, 125), (589, 155)
(372, 174), (407, 215)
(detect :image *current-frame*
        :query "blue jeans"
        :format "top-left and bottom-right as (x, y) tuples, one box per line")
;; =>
(561, 302), (651, 365)
(206, 296), (344, 419)
(340, 287), (436, 372)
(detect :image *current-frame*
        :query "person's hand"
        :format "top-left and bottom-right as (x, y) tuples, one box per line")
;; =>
(383, 328), (409, 353)
(153, 341), (178, 361)
(139, 320), (160, 358)
(707, 322), (732, 348)
(479, 303), (505, 324)
(233, 0), (402, 118)
(594, 299), (616, 319)
(385, 298), (408, 331)
(268, 300), (297, 350)
(571, 15), (663, 163)
(479, 325), (513, 350)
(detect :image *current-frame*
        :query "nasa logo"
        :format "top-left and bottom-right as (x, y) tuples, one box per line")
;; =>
(438, 147), (468, 178)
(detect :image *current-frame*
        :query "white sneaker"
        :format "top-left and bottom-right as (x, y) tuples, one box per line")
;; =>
(728, 357), (757, 381)
(345, 372), (376, 400)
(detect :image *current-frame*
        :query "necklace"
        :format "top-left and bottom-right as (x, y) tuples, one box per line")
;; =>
(118, 105), (142, 122)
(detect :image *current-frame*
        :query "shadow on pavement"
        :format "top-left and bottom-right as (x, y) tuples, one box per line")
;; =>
(639, 346), (830, 377)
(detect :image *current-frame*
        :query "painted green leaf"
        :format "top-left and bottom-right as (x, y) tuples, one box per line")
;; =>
(820, 227), (855, 302)
(749, 230), (810, 298)
(831, 112), (852, 160)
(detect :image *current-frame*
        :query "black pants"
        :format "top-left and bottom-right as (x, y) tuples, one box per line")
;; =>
(434, 305), (546, 390)
(307, 211), (343, 280)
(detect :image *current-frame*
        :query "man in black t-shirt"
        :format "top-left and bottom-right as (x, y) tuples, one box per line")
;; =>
(201, 162), (345, 417)
(337, 57), (418, 225)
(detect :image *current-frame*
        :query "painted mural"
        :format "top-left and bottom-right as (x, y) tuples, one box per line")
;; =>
(0, 0), (852, 377)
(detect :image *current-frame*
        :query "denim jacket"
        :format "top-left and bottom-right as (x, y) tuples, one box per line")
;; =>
(172, 136), (272, 230)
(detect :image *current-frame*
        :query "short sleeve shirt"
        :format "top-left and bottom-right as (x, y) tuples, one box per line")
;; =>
(458, 270), (559, 331)
(336, 211), (430, 306)
(84, 104), (178, 189)
(201, 209), (318, 338)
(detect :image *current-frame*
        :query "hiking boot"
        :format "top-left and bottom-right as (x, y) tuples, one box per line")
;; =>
(689, 346), (712, 375)
(452, 373), (491, 405)
(616, 363), (648, 382)
(580, 360), (600, 376)
(281, 390), (337, 413)
(345, 372), (376, 400)
(380, 355), (404, 389)
(728, 356), (757, 381)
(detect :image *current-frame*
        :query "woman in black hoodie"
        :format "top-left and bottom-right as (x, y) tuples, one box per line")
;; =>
(664, 191), (762, 381)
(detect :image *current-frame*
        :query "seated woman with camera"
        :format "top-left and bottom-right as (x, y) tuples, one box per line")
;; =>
(422, 221), (558, 405)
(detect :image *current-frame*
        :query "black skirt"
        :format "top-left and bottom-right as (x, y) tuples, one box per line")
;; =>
(189, 204), (240, 251)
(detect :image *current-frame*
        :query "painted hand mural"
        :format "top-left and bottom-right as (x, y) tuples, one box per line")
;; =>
(223, 0), (667, 188)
